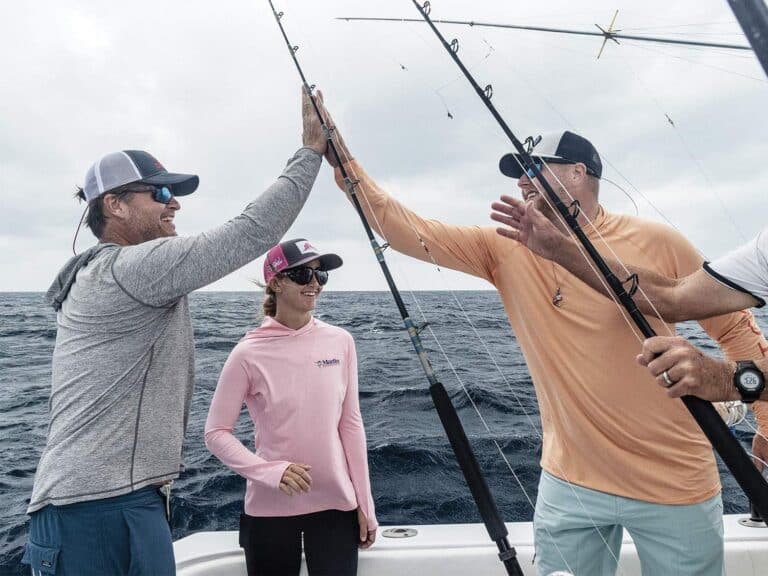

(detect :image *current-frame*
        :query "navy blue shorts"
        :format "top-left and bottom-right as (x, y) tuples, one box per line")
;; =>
(22, 486), (175, 576)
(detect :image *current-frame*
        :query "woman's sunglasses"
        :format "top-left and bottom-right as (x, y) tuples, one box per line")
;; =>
(282, 267), (329, 286)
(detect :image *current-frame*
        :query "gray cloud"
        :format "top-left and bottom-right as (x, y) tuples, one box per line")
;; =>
(1, 0), (765, 291)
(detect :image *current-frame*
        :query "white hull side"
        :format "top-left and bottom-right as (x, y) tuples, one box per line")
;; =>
(174, 514), (768, 575)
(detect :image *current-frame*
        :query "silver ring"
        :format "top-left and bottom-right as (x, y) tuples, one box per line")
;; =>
(662, 370), (674, 387)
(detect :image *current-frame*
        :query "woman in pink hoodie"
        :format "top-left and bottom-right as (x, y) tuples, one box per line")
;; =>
(205, 238), (377, 576)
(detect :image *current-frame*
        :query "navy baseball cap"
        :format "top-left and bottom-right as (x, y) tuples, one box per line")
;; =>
(83, 150), (199, 202)
(499, 131), (602, 179)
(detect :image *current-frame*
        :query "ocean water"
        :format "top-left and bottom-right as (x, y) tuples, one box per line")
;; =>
(0, 291), (763, 575)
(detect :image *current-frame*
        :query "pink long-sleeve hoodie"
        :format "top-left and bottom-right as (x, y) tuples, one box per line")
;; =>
(204, 316), (377, 531)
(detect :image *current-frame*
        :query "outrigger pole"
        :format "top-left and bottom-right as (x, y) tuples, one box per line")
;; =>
(409, 0), (768, 520)
(266, 1), (523, 574)
(727, 0), (768, 76)
(336, 12), (753, 57)
(726, 0), (768, 524)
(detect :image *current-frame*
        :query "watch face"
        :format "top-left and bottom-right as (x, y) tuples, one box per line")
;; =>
(738, 370), (763, 392)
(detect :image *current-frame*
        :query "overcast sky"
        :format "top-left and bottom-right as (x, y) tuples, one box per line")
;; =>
(1, 0), (766, 292)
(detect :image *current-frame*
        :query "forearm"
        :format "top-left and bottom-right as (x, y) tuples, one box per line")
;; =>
(753, 398), (768, 428)
(710, 358), (768, 404)
(205, 428), (290, 488)
(114, 148), (322, 306)
(335, 160), (433, 263)
(335, 160), (496, 280)
(339, 421), (377, 529)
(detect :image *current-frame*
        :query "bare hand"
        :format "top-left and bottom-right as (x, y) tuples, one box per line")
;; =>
(302, 87), (328, 155)
(279, 463), (313, 496)
(321, 107), (353, 169)
(357, 508), (376, 549)
(636, 336), (737, 402)
(490, 195), (567, 260)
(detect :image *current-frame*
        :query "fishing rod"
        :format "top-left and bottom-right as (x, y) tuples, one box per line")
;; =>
(336, 14), (753, 56)
(409, 0), (768, 521)
(265, 2), (523, 574)
(727, 0), (768, 76)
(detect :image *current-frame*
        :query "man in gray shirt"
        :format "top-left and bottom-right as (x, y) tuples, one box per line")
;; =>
(22, 90), (328, 576)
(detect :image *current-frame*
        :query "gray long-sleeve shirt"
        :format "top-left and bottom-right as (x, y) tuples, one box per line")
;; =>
(28, 147), (322, 513)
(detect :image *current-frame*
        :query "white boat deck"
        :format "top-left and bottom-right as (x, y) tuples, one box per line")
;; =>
(175, 513), (768, 575)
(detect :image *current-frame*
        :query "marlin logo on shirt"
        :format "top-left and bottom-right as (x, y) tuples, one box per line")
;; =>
(315, 358), (340, 368)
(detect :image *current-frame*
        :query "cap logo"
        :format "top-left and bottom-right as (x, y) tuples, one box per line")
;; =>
(269, 256), (285, 271)
(295, 241), (318, 255)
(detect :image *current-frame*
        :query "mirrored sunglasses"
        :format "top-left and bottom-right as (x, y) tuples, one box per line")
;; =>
(126, 185), (174, 204)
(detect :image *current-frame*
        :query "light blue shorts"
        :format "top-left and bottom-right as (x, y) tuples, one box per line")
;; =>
(534, 470), (724, 576)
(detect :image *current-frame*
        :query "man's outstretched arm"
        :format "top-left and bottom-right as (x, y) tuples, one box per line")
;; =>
(490, 195), (760, 322)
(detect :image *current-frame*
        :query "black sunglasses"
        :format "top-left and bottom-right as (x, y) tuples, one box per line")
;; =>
(282, 266), (329, 286)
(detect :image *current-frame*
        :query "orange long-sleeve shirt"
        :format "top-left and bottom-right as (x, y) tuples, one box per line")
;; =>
(337, 160), (768, 505)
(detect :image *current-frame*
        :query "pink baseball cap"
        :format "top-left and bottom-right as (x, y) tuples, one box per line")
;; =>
(263, 238), (343, 283)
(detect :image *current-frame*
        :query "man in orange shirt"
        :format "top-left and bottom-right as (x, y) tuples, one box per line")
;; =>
(491, 181), (768, 472)
(326, 124), (766, 575)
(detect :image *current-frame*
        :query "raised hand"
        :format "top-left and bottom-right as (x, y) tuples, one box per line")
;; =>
(302, 87), (328, 155)
(490, 195), (567, 261)
(321, 107), (353, 169)
(279, 462), (313, 496)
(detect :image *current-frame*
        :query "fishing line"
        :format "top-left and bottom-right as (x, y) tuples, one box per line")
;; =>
(407, 0), (768, 521)
(336, 131), (623, 576)
(278, 5), (764, 568)
(602, 177), (639, 216)
(612, 47), (748, 244)
(266, 3), (529, 573)
(455, 19), (751, 265)
(356, 6), (767, 455)
(465, 34), (768, 450)
(461, 29), (717, 244)
(340, 0), (768, 528)
(327, 81), (644, 573)
(625, 41), (768, 82)
(334, 5), (768, 564)
(334, 3), (731, 518)
(311, 18), (628, 567)
(477, 53), (768, 520)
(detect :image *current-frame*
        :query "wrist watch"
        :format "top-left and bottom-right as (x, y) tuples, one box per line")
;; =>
(733, 361), (765, 403)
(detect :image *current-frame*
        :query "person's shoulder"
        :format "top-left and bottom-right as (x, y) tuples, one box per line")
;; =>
(314, 318), (354, 342)
(114, 236), (182, 256)
(609, 211), (689, 244)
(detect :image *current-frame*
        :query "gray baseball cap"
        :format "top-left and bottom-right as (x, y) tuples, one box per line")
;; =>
(83, 150), (199, 202)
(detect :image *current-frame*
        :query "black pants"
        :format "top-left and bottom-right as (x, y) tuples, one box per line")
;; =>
(239, 509), (359, 576)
